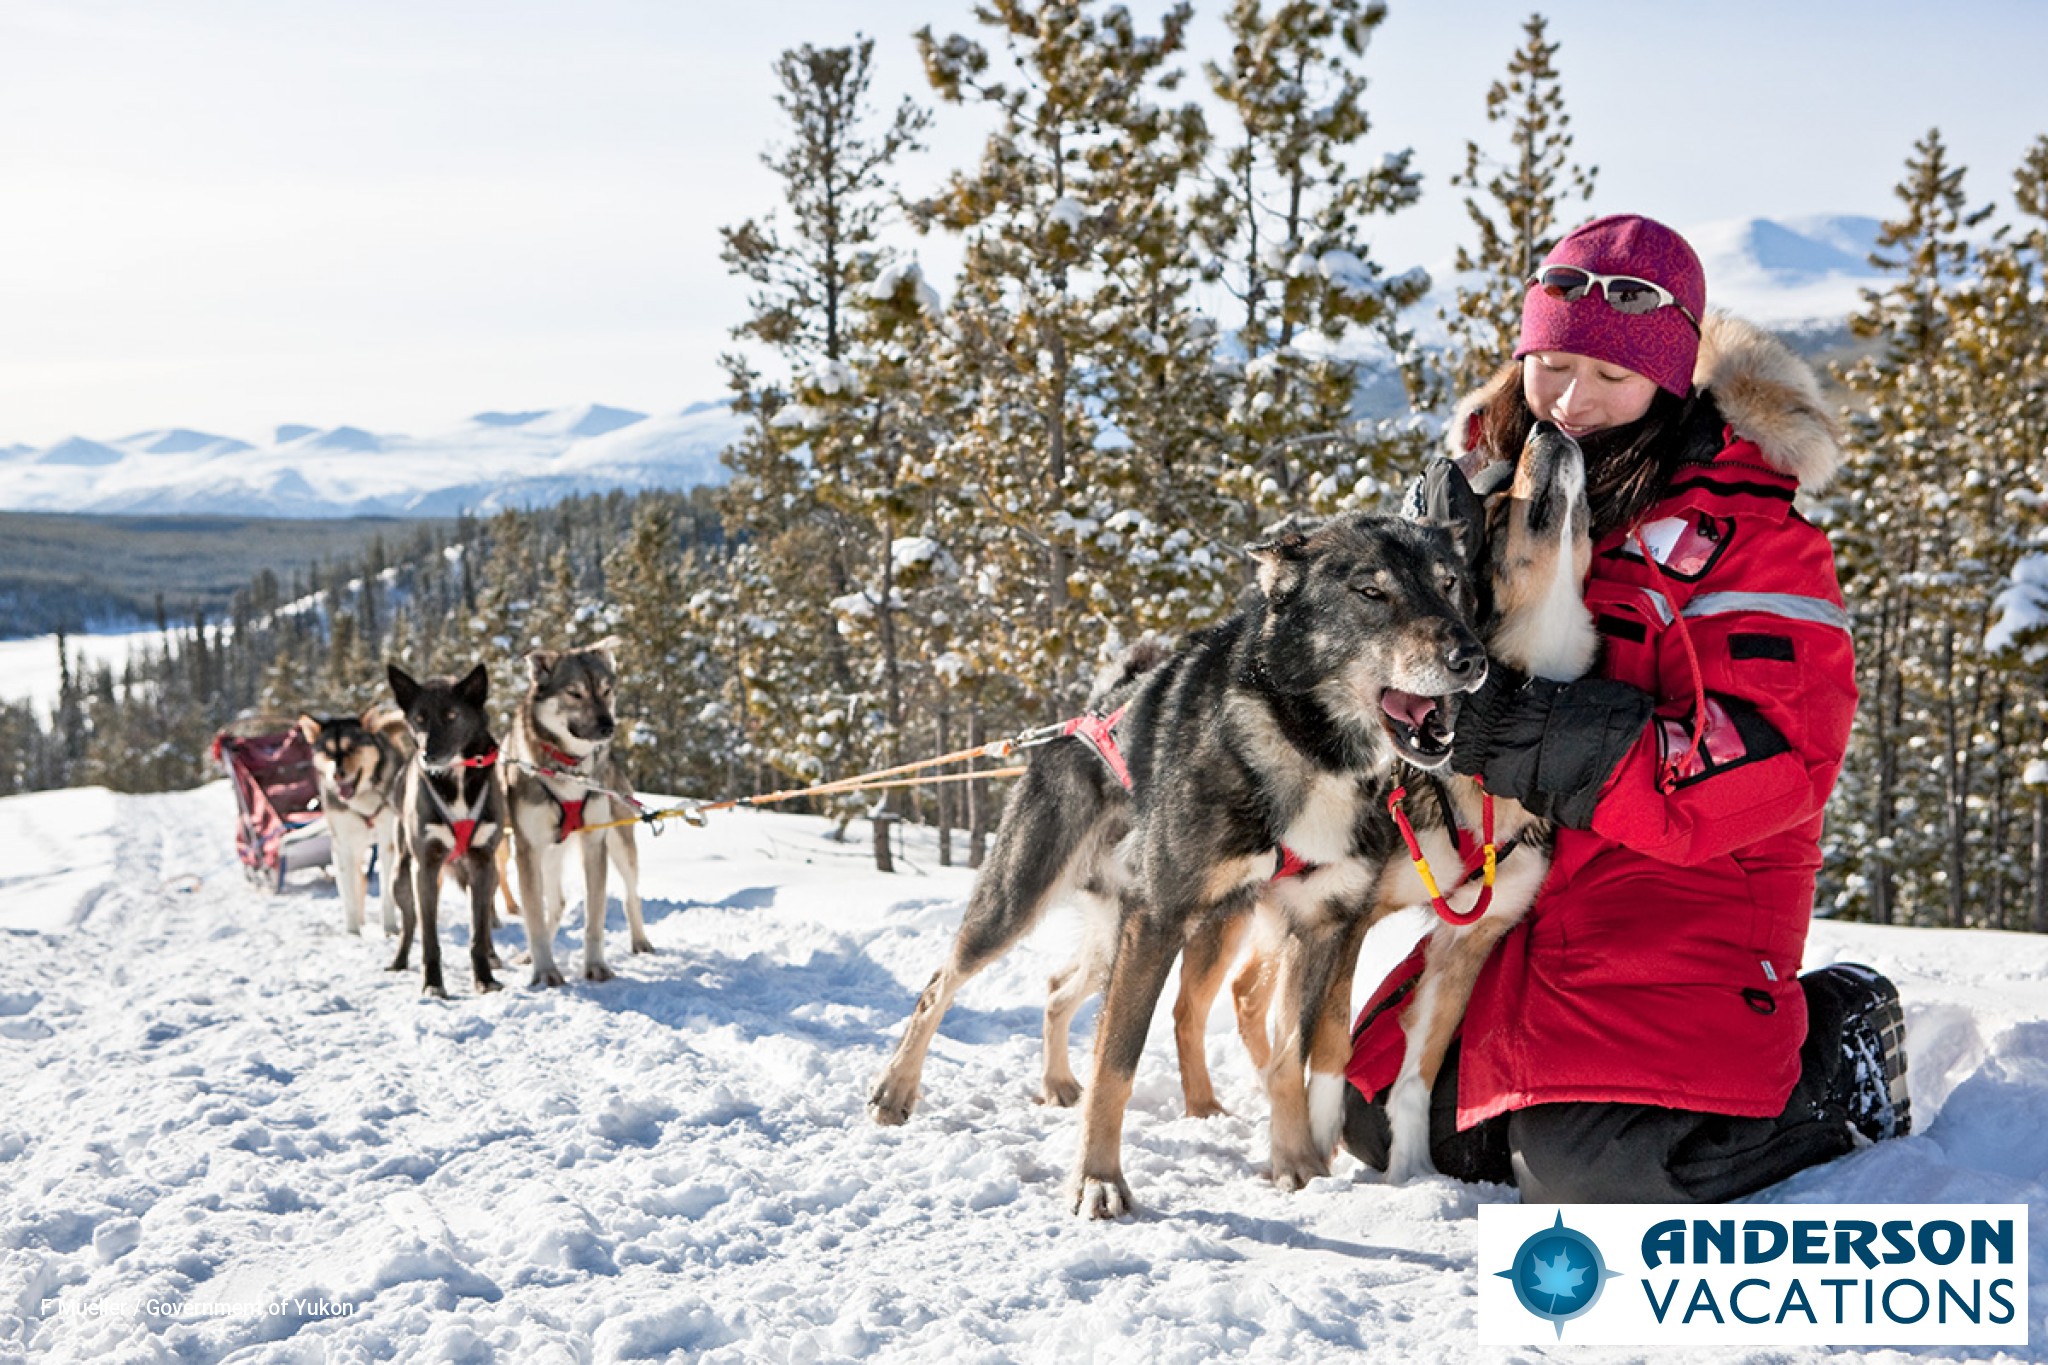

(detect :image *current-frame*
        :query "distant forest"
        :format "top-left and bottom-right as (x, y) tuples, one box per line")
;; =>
(0, 512), (450, 637)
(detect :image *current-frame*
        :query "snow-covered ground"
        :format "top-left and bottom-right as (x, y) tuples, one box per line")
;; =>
(2, 782), (2043, 1363)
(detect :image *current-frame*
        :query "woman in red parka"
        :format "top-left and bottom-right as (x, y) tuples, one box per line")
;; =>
(1343, 214), (1911, 1202)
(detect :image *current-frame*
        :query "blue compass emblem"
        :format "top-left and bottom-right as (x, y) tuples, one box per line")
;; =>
(1496, 1212), (1621, 1338)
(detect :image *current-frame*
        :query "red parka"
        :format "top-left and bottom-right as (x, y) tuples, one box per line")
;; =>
(1348, 314), (1857, 1127)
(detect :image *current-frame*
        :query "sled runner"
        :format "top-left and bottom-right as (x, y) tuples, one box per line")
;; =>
(212, 713), (332, 893)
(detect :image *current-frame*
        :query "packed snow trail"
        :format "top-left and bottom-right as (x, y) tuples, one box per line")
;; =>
(1, 783), (2043, 1363)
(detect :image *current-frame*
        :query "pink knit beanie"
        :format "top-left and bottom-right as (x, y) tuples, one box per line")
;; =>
(1514, 214), (1705, 397)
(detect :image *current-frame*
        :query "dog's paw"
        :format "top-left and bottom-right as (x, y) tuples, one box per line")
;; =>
(529, 966), (566, 989)
(386, 953), (410, 972)
(867, 1078), (918, 1126)
(422, 982), (449, 1000)
(1269, 1143), (1333, 1192)
(583, 960), (615, 983)
(1184, 1096), (1230, 1120)
(475, 976), (503, 994)
(1381, 1144), (1439, 1187)
(1037, 1075), (1084, 1108)
(1071, 1174), (1134, 1220)
(630, 935), (655, 954)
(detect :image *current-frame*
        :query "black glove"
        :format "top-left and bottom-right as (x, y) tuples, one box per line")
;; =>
(1450, 666), (1654, 829)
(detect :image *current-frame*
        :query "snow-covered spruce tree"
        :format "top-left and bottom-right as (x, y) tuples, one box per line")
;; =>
(1959, 134), (2048, 931)
(1434, 10), (1597, 404)
(913, 0), (1210, 714)
(717, 38), (928, 851)
(1827, 129), (1992, 927)
(603, 496), (741, 799)
(1192, 0), (1430, 527)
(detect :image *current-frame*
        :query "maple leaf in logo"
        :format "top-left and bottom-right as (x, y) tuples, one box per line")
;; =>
(1527, 1248), (1587, 1309)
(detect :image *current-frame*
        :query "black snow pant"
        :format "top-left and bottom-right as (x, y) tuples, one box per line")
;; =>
(1341, 971), (1862, 1203)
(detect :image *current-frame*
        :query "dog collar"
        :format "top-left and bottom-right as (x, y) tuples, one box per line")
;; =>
(535, 738), (587, 769)
(423, 746), (499, 776)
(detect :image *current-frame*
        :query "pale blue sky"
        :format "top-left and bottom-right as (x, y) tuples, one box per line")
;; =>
(2, 0), (2044, 445)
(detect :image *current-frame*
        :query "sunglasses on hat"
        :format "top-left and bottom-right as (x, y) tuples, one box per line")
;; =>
(1528, 265), (1701, 332)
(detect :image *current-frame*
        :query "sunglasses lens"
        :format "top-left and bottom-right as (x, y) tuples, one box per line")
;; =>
(1601, 277), (1667, 314)
(1536, 267), (1592, 301)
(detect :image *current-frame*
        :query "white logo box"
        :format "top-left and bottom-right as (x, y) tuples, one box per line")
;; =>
(1478, 1203), (2030, 1347)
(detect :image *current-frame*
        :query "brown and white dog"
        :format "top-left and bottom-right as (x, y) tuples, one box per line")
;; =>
(298, 706), (411, 937)
(502, 640), (649, 986)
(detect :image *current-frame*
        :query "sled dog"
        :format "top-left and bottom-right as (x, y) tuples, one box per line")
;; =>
(867, 511), (1495, 1217)
(1227, 422), (1598, 1191)
(503, 639), (649, 986)
(867, 637), (1258, 1126)
(1368, 421), (1597, 1184)
(385, 662), (508, 997)
(298, 706), (410, 936)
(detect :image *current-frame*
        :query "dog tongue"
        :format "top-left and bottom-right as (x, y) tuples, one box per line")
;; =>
(1381, 689), (1439, 731)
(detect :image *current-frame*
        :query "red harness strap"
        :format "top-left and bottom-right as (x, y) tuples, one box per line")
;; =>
(1271, 845), (1318, 881)
(1387, 781), (1496, 926)
(1064, 706), (1132, 790)
(1064, 704), (1316, 882)
(435, 747), (497, 857)
(556, 796), (586, 839)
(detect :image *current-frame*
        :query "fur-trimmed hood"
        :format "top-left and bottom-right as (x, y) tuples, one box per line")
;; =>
(1444, 311), (1845, 493)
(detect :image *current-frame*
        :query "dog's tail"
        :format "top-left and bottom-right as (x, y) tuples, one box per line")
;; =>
(1087, 633), (1176, 708)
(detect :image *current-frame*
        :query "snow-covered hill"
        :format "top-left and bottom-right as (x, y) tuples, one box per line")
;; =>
(2, 783), (2043, 1362)
(0, 401), (745, 520)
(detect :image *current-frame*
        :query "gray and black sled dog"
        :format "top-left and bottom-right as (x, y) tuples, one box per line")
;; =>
(1253, 420), (1599, 1189)
(503, 640), (649, 986)
(297, 705), (412, 937)
(385, 662), (508, 997)
(868, 511), (1498, 1216)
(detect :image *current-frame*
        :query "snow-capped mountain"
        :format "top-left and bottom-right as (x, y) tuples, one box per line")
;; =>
(0, 217), (1889, 521)
(0, 400), (746, 520)
(1404, 213), (1885, 348)
(1685, 214), (1886, 329)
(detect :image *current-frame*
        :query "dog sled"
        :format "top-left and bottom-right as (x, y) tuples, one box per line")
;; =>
(211, 713), (332, 892)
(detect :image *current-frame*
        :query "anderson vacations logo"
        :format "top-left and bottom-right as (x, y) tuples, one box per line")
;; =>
(1478, 1204), (2029, 1346)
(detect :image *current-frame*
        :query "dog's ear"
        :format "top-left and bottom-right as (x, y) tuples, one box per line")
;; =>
(585, 635), (620, 668)
(526, 650), (559, 687)
(1246, 524), (1316, 598)
(296, 713), (323, 744)
(386, 664), (420, 713)
(1407, 458), (1487, 572)
(457, 662), (489, 706)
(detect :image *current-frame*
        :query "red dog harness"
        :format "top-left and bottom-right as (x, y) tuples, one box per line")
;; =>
(533, 739), (590, 841)
(437, 747), (498, 857)
(1069, 706), (1317, 882)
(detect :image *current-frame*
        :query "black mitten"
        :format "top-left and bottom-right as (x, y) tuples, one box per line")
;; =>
(1450, 669), (1654, 829)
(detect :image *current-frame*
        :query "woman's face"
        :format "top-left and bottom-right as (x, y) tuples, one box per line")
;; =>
(1521, 352), (1660, 439)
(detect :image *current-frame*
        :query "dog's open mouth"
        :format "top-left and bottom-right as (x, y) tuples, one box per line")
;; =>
(1379, 689), (1455, 767)
(336, 776), (358, 801)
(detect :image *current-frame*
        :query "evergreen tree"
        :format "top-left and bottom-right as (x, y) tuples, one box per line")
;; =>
(915, 0), (1210, 711)
(1195, 0), (1430, 514)
(718, 37), (929, 848)
(1829, 128), (1993, 926)
(1436, 11), (1597, 402)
